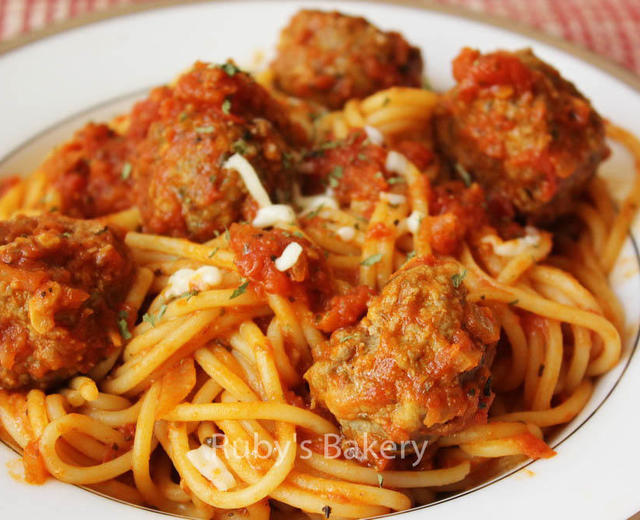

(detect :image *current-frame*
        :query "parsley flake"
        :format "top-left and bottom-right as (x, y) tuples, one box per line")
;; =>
(208, 247), (220, 258)
(121, 162), (132, 180)
(220, 62), (239, 76)
(377, 473), (384, 487)
(451, 270), (467, 288)
(230, 280), (249, 299)
(361, 253), (383, 266)
(454, 163), (472, 187)
(306, 204), (324, 219)
(222, 98), (232, 114)
(387, 176), (405, 185)
(232, 138), (249, 155)
(195, 126), (215, 134)
(142, 304), (167, 328)
(117, 311), (131, 341)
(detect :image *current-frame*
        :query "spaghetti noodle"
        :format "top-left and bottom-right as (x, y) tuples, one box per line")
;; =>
(0, 11), (639, 520)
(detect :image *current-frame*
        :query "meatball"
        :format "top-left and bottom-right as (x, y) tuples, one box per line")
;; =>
(271, 10), (423, 109)
(0, 215), (134, 390)
(305, 255), (499, 455)
(300, 130), (430, 216)
(39, 122), (135, 218)
(435, 48), (609, 223)
(134, 62), (305, 242)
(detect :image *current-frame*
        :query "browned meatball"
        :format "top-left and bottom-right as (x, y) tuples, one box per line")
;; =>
(0, 214), (135, 390)
(435, 48), (609, 223)
(39, 122), (135, 218)
(134, 62), (306, 242)
(271, 10), (423, 109)
(305, 255), (499, 457)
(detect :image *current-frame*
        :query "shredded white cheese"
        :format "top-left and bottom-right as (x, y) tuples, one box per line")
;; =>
(481, 226), (542, 257)
(224, 153), (272, 208)
(252, 204), (297, 228)
(385, 151), (409, 176)
(294, 184), (339, 215)
(337, 226), (356, 242)
(275, 242), (303, 272)
(380, 192), (407, 205)
(165, 266), (223, 299)
(364, 125), (384, 146)
(406, 210), (424, 234)
(186, 445), (236, 491)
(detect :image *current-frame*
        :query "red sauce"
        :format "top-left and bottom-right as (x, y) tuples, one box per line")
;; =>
(453, 47), (534, 102)
(301, 130), (396, 214)
(229, 223), (332, 309)
(366, 222), (394, 241)
(425, 182), (488, 254)
(512, 432), (556, 459)
(316, 285), (374, 333)
(392, 140), (434, 171)
(22, 441), (48, 485)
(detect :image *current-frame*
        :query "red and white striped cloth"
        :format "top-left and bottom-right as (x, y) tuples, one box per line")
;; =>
(1, 0), (640, 75)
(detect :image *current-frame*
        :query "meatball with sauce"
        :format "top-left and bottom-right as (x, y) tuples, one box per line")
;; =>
(435, 48), (609, 223)
(134, 62), (306, 242)
(0, 215), (134, 390)
(39, 122), (135, 218)
(271, 10), (423, 109)
(305, 255), (499, 456)
(300, 130), (433, 217)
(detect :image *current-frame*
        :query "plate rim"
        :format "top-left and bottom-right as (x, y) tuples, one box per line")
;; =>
(1, 1), (640, 518)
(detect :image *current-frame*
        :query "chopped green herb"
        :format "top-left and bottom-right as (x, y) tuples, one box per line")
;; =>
(406, 250), (416, 261)
(293, 231), (304, 238)
(327, 166), (344, 188)
(377, 473), (384, 487)
(451, 270), (467, 288)
(142, 304), (167, 328)
(230, 280), (249, 299)
(306, 204), (324, 219)
(208, 247), (220, 258)
(118, 311), (131, 341)
(60, 232), (72, 238)
(220, 62), (239, 76)
(357, 153), (367, 161)
(319, 140), (339, 151)
(224, 227), (231, 241)
(383, 97), (390, 106)
(222, 98), (232, 114)
(421, 76), (433, 90)
(361, 253), (383, 267)
(121, 162), (132, 180)
(232, 138), (249, 155)
(282, 151), (293, 169)
(179, 111), (189, 122)
(374, 171), (384, 179)
(508, 299), (519, 306)
(454, 163), (472, 187)
(387, 176), (405, 185)
(181, 290), (199, 302)
(340, 335), (355, 343)
(195, 126), (215, 134)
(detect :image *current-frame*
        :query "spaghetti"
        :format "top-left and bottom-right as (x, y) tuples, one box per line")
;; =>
(0, 13), (639, 520)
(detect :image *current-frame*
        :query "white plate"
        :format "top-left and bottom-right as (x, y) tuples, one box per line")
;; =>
(1, 1), (639, 519)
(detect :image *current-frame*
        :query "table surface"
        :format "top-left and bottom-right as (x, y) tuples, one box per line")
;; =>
(1, 0), (640, 76)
